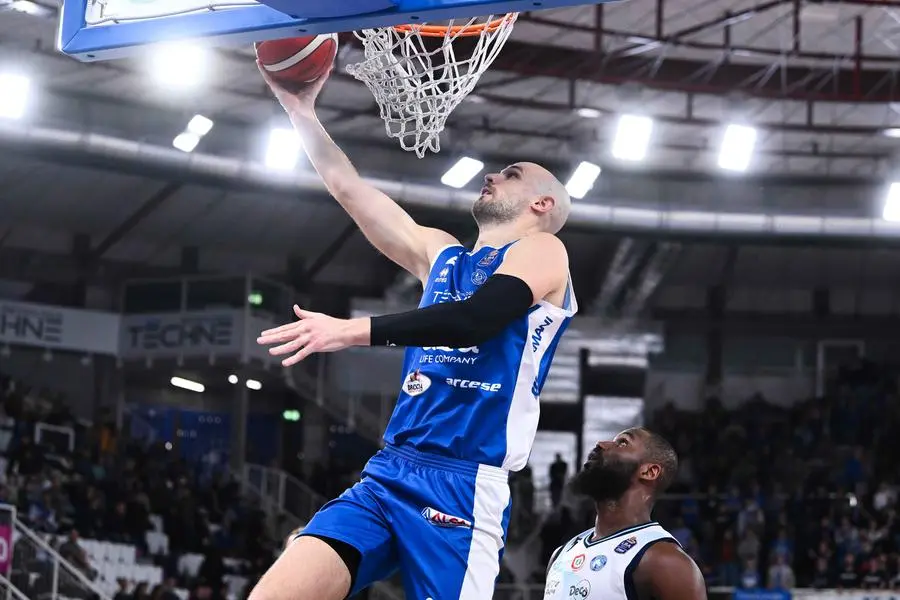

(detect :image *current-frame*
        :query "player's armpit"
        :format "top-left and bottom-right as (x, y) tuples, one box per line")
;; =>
(494, 232), (569, 305)
(632, 542), (707, 600)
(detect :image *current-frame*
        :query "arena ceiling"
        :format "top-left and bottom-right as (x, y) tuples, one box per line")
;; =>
(3, 0), (900, 315)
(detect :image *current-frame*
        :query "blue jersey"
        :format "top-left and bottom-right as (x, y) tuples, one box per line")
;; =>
(382, 242), (578, 471)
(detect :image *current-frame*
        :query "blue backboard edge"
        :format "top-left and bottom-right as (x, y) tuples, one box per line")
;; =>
(59, 0), (612, 62)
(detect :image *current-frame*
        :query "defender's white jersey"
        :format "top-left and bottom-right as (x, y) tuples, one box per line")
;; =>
(544, 522), (678, 600)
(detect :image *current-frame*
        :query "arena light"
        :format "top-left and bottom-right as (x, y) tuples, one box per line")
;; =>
(227, 374), (238, 385)
(170, 376), (204, 393)
(575, 107), (602, 119)
(718, 124), (758, 172)
(10, 0), (49, 16)
(172, 132), (200, 153)
(0, 73), (30, 120)
(187, 114), (214, 136)
(884, 128), (900, 138)
(565, 161), (602, 199)
(265, 127), (302, 171)
(150, 42), (207, 90)
(882, 182), (900, 222)
(246, 379), (262, 391)
(441, 157), (484, 189)
(611, 114), (653, 162)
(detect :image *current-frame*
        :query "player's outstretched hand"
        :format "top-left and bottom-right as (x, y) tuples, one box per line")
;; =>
(257, 61), (332, 117)
(256, 304), (369, 367)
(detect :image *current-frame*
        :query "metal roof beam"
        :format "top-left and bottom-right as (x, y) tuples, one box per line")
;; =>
(89, 183), (182, 261)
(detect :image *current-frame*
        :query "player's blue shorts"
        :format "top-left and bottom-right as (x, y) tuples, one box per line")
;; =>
(296, 444), (512, 600)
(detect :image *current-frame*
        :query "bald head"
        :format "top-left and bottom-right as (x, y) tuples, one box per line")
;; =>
(518, 163), (571, 234)
(473, 162), (572, 233)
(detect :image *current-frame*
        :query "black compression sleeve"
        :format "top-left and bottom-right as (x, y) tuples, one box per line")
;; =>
(370, 274), (534, 348)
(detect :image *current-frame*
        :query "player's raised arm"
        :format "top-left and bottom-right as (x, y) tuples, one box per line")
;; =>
(258, 65), (458, 282)
(633, 542), (707, 600)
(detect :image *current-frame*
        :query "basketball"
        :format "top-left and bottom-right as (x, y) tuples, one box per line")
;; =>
(255, 34), (338, 91)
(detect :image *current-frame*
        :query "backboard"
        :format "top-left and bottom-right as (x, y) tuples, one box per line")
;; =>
(58, 0), (607, 61)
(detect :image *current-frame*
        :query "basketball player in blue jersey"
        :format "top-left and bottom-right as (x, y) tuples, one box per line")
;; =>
(545, 428), (706, 600)
(252, 66), (576, 600)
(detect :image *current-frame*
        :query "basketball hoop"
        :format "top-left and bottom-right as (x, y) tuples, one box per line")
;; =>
(345, 13), (517, 158)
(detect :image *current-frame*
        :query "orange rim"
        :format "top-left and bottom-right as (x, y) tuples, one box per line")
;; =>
(393, 13), (516, 37)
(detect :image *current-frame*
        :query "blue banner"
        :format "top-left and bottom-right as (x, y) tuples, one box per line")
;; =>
(734, 590), (791, 600)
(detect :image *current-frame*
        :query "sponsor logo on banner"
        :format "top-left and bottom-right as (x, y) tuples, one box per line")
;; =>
(420, 507), (472, 528)
(403, 370), (431, 396)
(568, 580), (590, 599)
(614, 536), (637, 554)
(0, 525), (10, 575)
(732, 590), (791, 600)
(125, 314), (233, 352)
(0, 303), (63, 345)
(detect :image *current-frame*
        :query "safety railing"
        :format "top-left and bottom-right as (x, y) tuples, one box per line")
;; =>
(0, 573), (33, 600)
(11, 520), (112, 600)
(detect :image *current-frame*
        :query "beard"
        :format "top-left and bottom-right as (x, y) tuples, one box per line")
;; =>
(472, 193), (520, 226)
(570, 450), (640, 503)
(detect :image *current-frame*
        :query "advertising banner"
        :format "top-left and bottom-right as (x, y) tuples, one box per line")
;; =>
(0, 300), (119, 355)
(0, 503), (15, 575)
(734, 590), (792, 600)
(119, 311), (244, 359)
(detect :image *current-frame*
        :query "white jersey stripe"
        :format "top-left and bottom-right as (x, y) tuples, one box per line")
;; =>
(459, 466), (511, 599)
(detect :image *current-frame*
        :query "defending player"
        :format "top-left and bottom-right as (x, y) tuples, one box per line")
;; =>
(545, 428), (706, 600)
(251, 66), (577, 600)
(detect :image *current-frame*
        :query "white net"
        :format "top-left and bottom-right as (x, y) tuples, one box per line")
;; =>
(345, 13), (517, 158)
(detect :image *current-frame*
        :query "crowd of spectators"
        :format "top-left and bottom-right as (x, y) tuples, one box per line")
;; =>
(0, 374), (284, 600)
(536, 358), (900, 592)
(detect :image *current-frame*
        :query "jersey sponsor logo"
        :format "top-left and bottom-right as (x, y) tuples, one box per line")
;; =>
(434, 267), (450, 283)
(590, 555), (607, 571)
(568, 580), (590, 599)
(446, 378), (502, 392)
(402, 370), (431, 397)
(420, 507), (472, 529)
(544, 579), (560, 597)
(444, 256), (458, 267)
(614, 536), (637, 554)
(420, 346), (479, 365)
(531, 315), (554, 352)
(478, 249), (499, 267)
(471, 269), (488, 286)
(571, 554), (585, 571)
(431, 290), (473, 304)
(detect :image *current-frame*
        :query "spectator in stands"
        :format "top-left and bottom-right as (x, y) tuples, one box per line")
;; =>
(836, 550), (860, 588)
(59, 529), (97, 580)
(549, 453), (567, 507)
(767, 555), (796, 589)
(810, 556), (832, 588)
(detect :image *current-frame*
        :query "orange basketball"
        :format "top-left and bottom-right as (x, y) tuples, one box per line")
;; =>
(255, 34), (338, 92)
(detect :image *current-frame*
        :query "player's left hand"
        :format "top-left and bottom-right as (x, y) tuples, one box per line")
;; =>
(256, 305), (369, 366)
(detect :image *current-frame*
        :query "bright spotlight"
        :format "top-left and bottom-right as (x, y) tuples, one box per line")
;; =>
(150, 42), (207, 90)
(440, 157), (484, 189)
(718, 124), (758, 172)
(172, 132), (200, 153)
(565, 161), (602, 200)
(265, 127), (302, 171)
(170, 376), (204, 393)
(575, 107), (602, 119)
(611, 114), (653, 162)
(883, 182), (900, 222)
(187, 114), (214, 136)
(246, 379), (262, 391)
(0, 73), (30, 120)
(227, 374), (238, 385)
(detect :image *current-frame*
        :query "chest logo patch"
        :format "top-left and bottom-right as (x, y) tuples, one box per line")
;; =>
(402, 370), (431, 397)
(478, 249), (499, 266)
(571, 553), (585, 571)
(471, 269), (488, 286)
(590, 555), (607, 571)
(614, 536), (637, 554)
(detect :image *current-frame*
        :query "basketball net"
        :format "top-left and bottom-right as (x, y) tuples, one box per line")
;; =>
(345, 13), (517, 158)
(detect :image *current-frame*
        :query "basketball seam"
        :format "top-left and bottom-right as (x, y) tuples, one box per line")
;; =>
(261, 33), (337, 73)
